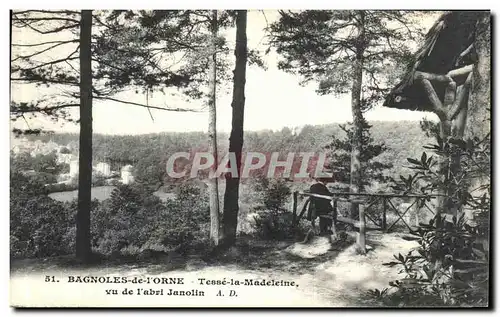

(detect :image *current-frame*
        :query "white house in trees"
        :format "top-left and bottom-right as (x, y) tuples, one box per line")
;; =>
(69, 160), (79, 177)
(121, 165), (134, 184)
(96, 162), (111, 177)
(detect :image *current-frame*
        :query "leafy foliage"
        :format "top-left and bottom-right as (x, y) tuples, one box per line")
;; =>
(252, 177), (291, 211)
(420, 118), (440, 138)
(370, 133), (490, 307)
(249, 177), (301, 240)
(372, 213), (489, 307)
(252, 210), (300, 241)
(391, 133), (490, 206)
(10, 172), (74, 258)
(91, 181), (210, 255)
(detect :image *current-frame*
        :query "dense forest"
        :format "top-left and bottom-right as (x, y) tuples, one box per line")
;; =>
(19, 120), (433, 185)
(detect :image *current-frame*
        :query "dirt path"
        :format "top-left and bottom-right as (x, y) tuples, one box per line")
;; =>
(10, 232), (418, 307)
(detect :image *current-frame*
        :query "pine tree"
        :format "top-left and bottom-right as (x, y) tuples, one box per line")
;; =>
(76, 10), (93, 261)
(222, 10), (247, 247)
(207, 10), (220, 246)
(269, 10), (423, 219)
(326, 117), (393, 194)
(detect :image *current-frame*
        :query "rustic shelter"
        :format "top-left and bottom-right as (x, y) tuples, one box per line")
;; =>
(383, 11), (484, 218)
(383, 11), (479, 117)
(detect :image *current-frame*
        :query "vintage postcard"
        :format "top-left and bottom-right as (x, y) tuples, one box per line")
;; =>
(9, 9), (491, 308)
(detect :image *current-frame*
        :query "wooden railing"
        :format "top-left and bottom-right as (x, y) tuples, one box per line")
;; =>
(292, 191), (437, 231)
(291, 190), (437, 252)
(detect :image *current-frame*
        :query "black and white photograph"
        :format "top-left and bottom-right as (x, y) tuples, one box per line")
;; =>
(8, 8), (492, 308)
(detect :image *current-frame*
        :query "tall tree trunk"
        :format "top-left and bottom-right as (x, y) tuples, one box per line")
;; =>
(76, 10), (93, 262)
(452, 84), (471, 139)
(450, 83), (472, 218)
(222, 10), (247, 247)
(466, 12), (491, 139)
(464, 12), (491, 224)
(437, 119), (452, 217)
(208, 10), (220, 246)
(349, 11), (365, 221)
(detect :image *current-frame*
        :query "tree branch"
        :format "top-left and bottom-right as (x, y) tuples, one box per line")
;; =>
(21, 114), (31, 129)
(17, 45), (80, 72)
(456, 44), (474, 66)
(93, 96), (202, 112)
(16, 18), (79, 35)
(12, 41), (76, 62)
(414, 71), (452, 83)
(449, 72), (473, 121)
(11, 40), (78, 47)
(12, 17), (79, 23)
(447, 64), (474, 83)
(420, 78), (446, 120)
(379, 11), (418, 40)
(414, 64), (474, 85)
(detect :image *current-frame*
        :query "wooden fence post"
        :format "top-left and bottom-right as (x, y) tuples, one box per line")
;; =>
(382, 198), (387, 231)
(357, 204), (366, 255)
(333, 199), (337, 219)
(415, 198), (420, 227)
(292, 191), (298, 228)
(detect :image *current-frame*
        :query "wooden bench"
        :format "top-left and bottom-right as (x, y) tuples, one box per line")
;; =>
(335, 215), (382, 231)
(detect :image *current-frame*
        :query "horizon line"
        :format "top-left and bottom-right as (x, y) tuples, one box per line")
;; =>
(9, 119), (434, 138)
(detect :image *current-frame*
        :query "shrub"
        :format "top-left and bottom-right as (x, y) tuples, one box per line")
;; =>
(369, 213), (489, 307)
(248, 177), (299, 240)
(174, 180), (208, 201)
(10, 195), (74, 258)
(370, 134), (490, 307)
(10, 171), (75, 258)
(92, 182), (210, 256)
(92, 172), (107, 186)
(252, 177), (291, 211)
(60, 147), (71, 154)
(10, 171), (48, 198)
(252, 210), (309, 241)
(59, 162), (70, 174)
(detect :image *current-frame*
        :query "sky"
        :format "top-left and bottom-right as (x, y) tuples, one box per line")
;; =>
(11, 10), (441, 135)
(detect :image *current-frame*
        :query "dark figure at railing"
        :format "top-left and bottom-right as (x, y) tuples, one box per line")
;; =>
(307, 177), (336, 236)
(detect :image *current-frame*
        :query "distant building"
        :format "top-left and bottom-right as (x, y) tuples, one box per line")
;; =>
(96, 162), (111, 177)
(121, 165), (134, 184)
(70, 160), (79, 177)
